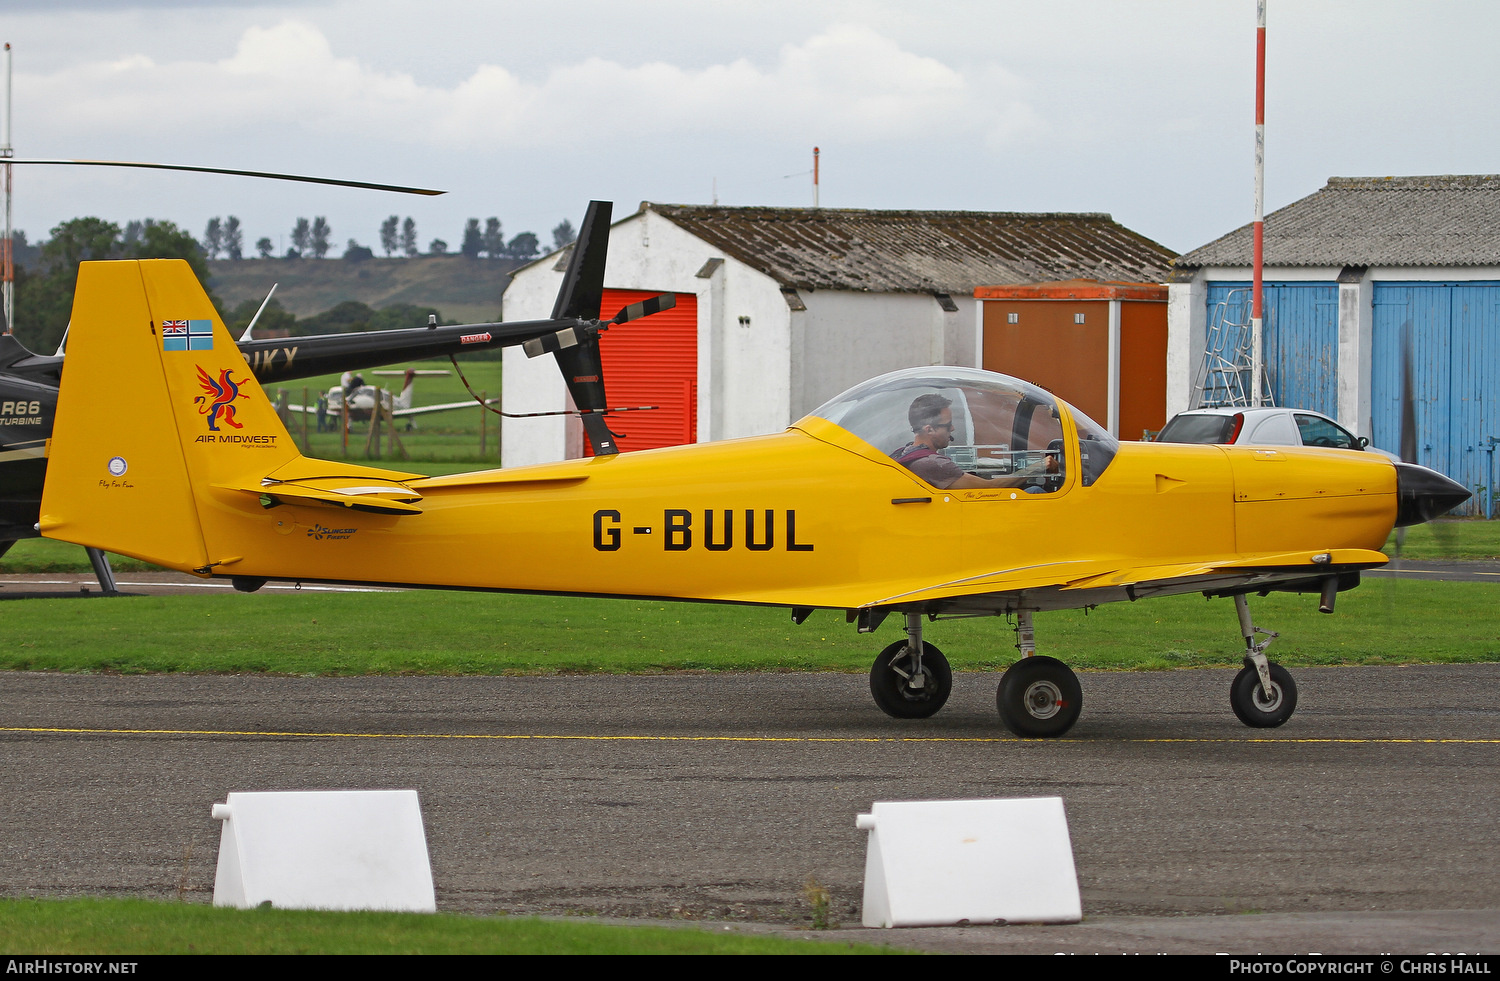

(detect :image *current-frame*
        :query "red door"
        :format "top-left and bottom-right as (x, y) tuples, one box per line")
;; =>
(592, 289), (698, 454)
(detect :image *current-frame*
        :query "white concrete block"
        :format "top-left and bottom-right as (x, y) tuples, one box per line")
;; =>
(211, 790), (436, 912)
(856, 797), (1081, 928)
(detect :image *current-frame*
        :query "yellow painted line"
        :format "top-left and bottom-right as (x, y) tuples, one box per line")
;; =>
(2, 726), (1498, 745)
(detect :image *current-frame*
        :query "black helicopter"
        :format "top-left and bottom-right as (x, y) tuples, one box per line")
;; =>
(1, 199), (665, 591)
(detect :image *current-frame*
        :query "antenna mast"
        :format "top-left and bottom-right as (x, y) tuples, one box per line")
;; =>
(3, 42), (12, 335)
(812, 146), (820, 208)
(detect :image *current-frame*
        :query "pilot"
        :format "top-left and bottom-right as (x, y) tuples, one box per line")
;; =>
(890, 394), (995, 489)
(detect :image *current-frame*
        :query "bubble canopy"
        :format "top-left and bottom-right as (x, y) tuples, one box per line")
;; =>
(805, 367), (1119, 488)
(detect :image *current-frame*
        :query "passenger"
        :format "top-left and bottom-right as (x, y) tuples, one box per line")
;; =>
(890, 394), (995, 489)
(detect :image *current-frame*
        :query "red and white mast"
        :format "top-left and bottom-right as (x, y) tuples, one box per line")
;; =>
(813, 146), (820, 208)
(1251, 3), (1266, 406)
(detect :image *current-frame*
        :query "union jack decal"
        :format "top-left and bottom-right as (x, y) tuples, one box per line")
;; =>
(162, 319), (214, 351)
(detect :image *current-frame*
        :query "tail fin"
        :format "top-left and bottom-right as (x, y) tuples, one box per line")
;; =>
(40, 259), (419, 572)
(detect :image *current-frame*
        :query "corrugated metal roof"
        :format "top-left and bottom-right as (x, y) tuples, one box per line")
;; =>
(644, 204), (1176, 294)
(1175, 175), (1500, 269)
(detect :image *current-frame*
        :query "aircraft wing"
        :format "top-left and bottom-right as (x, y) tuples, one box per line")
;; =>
(280, 398), (497, 416)
(846, 548), (1390, 612)
(391, 398), (498, 418)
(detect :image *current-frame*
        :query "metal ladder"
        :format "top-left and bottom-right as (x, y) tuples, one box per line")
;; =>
(1190, 287), (1276, 409)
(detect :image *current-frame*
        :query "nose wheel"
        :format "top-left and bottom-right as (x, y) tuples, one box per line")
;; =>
(1230, 661), (1298, 727)
(1229, 594), (1299, 728)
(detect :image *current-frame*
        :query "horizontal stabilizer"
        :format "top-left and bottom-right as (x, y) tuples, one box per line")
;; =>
(219, 477), (424, 515)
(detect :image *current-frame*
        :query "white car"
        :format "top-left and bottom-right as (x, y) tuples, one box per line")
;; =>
(1155, 407), (1400, 461)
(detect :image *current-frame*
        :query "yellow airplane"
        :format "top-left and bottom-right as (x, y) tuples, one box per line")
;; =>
(39, 260), (1469, 737)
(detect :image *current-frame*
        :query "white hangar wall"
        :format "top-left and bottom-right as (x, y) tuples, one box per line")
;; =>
(502, 209), (976, 466)
(792, 290), (973, 421)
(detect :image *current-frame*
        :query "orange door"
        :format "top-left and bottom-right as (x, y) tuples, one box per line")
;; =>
(594, 289), (699, 453)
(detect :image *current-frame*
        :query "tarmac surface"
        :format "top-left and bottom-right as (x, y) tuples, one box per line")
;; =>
(2, 663), (1498, 954)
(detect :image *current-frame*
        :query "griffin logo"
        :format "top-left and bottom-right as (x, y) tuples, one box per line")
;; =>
(194, 366), (247, 432)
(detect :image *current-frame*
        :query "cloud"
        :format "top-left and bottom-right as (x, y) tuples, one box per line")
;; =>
(22, 20), (1038, 152)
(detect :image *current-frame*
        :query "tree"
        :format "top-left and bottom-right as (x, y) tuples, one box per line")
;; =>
(552, 219), (577, 250)
(482, 217), (503, 258)
(128, 219), (212, 288)
(343, 239), (374, 262)
(40, 217), (122, 269)
(256, 237), (274, 259)
(461, 218), (483, 259)
(301, 299), (375, 334)
(506, 231), (539, 259)
(12, 217), (122, 352)
(14, 216), (217, 354)
(310, 217), (331, 259)
(202, 217), (223, 259)
(223, 216), (243, 260)
(379, 215), (399, 257)
(428, 238), (448, 256)
(290, 218), (311, 257)
(400, 217), (418, 257)
(122, 220), (143, 247)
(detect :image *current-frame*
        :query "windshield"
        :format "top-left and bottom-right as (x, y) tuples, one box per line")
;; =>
(808, 366), (1119, 490)
(1294, 413), (1359, 450)
(1158, 413), (1239, 444)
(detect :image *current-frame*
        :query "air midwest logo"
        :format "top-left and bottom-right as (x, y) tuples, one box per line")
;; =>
(193, 365), (247, 432)
(307, 524), (356, 541)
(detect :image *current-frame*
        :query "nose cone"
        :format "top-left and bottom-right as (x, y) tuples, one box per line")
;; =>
(1394, 462), (1471, 527)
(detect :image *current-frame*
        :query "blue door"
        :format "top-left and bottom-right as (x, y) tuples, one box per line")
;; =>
(1372, 282), (1500, 515)
(1205, 282), (1338, 415)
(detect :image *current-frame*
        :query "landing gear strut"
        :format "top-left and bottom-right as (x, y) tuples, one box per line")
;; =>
(1228, 594), (1298, 728)
(868, 613), (952, 719)
(995, 611), (1082, 737)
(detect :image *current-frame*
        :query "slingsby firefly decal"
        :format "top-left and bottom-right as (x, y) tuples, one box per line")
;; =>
(194, 365), (247, 432)
(307, 523), (357, 541)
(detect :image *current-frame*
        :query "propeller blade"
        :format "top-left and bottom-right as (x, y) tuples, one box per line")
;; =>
(4, 158), (444, 195)
(609, 293), (677, 326)
(1399, 322), (1418, 465)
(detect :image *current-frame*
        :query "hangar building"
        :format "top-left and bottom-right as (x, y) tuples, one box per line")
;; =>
(1167, 175), (1500, 514)
(502, 203), (1174, 466)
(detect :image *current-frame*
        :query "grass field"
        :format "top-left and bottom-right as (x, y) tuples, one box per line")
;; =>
(0, 897), (898, 955)
(0, 573), (1493, 675)
(269, 357), (505, 464)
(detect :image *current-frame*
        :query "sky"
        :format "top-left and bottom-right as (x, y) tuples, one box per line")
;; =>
(3, 0), (1497, 257)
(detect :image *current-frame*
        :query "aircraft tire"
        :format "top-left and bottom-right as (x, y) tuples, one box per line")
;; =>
(1229, 662), (1298, 728)
(869, 640), (952, 719)
(996, 656), (1082, 737)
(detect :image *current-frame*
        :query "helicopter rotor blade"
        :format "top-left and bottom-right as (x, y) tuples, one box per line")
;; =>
(3, 158), (444, 196)
(608, 292), (677, 327)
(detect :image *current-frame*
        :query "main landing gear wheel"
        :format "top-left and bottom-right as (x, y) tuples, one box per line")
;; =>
(996, 656), (1082, 737)
(869, 640), (952, 719)
(1230, 662), (1298, 728)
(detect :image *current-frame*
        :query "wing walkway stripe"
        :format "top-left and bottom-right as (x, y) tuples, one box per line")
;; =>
(3, 726), (1497, 744)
